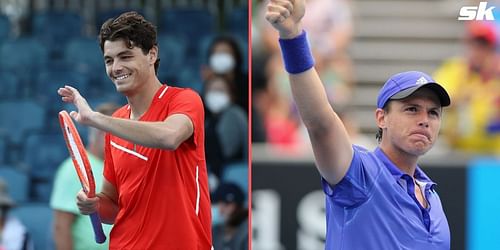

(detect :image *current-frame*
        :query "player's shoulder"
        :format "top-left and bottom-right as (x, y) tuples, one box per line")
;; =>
(111, 104), (131, 118)
(168, 86), (200, 98)
(352, 145), (381, 166)
(166, 86), (202, 103)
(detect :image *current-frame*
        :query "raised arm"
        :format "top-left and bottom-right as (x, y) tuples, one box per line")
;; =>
(265, 0), (353, 185)
(57, 86), (193, 150)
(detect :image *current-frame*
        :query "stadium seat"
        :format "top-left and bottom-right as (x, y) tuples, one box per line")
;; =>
(11, 203), (54, 250)
(226, 7), (248, 42)
(23, 133), (67, 181)
(0, 100), (45, 145)
(197, 34), (216, 63)
(64, 37), (105, 75)
(0, 136), (5, 164)
(221, 162), (248, 193)
(157, 35), (188, 83)
(31, 181), (54, 203)
(0, 71), (20, 99)
(32, 11), (83, 56)
(0, 14), (10, 43)
(159, 9), (215, 48)
(0, 166), (29, 203)
(239, 39), (249, 72)
(0, 38), (49, 87)
(176, 66), (203, 93)
(34, 69), (89, 112)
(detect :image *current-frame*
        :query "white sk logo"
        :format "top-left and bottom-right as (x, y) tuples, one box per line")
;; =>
(458, 2), (495, 20)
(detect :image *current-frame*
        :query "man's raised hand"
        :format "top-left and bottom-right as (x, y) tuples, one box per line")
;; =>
(265, 0), (305, 39)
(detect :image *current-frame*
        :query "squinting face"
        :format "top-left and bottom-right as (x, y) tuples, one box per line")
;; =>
(103, 40), (155, 95)
(377, 88), (442, 156)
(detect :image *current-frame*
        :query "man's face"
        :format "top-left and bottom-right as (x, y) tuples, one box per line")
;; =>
(466, 38), (495, 71)
(103, 40), (154, 94)
(377, 88), (443, 156)
(217, 202), (236, 223)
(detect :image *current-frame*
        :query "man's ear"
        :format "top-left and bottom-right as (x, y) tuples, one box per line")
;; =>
(148, 45), (158, 64)
(375, 108), (387, 129)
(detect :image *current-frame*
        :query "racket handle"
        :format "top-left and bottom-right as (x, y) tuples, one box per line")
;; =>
(89, 212), (107, 244)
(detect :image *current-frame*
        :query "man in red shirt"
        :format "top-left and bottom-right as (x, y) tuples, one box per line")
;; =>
(58, 11), (212, 249)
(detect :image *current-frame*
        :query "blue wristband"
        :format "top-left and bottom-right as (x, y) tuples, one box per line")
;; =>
(278, 31), (315, 74)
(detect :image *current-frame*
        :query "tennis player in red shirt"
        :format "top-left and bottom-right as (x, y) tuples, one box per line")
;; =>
(57, 11), (212, 249)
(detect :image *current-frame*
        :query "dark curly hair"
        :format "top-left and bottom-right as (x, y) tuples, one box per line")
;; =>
(98, 11), (160, 74)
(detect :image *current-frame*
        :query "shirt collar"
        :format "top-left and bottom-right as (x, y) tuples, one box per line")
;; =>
(374, 147), (436, 187)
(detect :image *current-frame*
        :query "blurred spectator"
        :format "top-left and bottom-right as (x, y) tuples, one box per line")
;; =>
(258, 0), (354, 106)
(250, 64), (267, 143)
(0, 0), (28, 36)
(254, 0), (354, 150)
(336, 107), (377, 151)
(0, 178), (33, 250)
(203, 75), (247, 178)
(50, 103), (119, 250)
(201, 35), (248, 113)
(434, 21), (500, 154)
(212, 182), (248, 250)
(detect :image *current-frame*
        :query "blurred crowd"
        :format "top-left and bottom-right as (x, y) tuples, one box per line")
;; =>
(252, 0), (371, 153)
(252, 0), (500, 156)
(434, 20), (500, 154)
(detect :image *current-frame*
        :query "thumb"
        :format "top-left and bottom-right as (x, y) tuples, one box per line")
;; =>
(70, 111), (78, 120)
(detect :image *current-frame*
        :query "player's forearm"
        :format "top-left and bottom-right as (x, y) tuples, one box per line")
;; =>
(96, 192), (119, 224)
(90, 112), (182, 150)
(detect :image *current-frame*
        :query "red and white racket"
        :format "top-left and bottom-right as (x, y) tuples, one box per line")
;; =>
(58, 110), (106, 244)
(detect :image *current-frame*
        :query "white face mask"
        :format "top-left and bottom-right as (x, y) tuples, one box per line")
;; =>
(205, 91), (230, 113)
(209, 53), (235, 74)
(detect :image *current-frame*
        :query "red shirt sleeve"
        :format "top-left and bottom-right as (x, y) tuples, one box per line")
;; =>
(168, 89), (204, 147)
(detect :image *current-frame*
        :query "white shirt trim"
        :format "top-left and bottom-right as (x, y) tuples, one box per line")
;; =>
(158, 86), (169, 99)
(195, 165), (200, 215)
(110, 140), (148, 161)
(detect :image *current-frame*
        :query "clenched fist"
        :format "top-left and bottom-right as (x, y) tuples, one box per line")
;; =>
(265, 0), (305, 39)
(76, 189), (100, 215)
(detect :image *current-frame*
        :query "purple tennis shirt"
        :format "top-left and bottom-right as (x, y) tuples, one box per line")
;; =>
(322, 146), (450, 249)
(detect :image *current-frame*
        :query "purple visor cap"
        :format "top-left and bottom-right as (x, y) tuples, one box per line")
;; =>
(376, 71), (451, 109)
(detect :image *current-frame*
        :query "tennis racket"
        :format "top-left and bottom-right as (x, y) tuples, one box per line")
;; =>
(58, 110), (106, 244)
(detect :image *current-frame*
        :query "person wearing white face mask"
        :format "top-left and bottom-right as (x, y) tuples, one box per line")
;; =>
(203, 75), (247, 178)
(209, 52), (236, 75)
(205, 90), (231, 114)
(202, 35), (248, 113)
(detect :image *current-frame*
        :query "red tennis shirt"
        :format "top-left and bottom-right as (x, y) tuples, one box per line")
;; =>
(103, 85), (212, 249)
